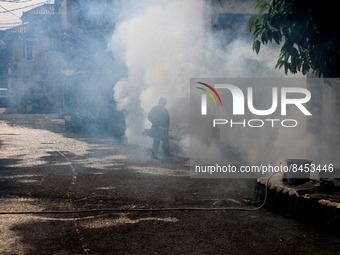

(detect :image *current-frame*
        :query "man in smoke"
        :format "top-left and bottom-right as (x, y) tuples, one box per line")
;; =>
(148, 97), (170, 159)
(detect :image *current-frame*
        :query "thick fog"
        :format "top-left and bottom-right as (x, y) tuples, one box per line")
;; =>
(7, 0), (338, 169)
(109, 0), (312, 165)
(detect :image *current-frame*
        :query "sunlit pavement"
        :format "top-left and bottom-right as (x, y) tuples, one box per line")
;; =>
(0, 112), (339, 254)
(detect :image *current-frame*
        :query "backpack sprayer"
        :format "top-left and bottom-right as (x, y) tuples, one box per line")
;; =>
(143, 127), (180, 141)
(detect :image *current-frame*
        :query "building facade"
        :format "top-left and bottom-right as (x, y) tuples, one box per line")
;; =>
(4, 4), (62, 112)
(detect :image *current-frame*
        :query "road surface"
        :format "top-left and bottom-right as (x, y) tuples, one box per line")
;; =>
(0, 111), (339, 254)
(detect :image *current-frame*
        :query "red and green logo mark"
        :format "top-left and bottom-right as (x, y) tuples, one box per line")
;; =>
(196, 82), (223, 106)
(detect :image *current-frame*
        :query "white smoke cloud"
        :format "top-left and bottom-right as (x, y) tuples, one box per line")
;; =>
(110, 0), (206, 145)
(109, 0), (301, 162)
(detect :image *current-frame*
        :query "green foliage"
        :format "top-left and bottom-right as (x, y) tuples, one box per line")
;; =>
(249, 0), (340, 78)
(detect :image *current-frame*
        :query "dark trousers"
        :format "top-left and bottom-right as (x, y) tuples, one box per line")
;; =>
(152, 127), (169, 156)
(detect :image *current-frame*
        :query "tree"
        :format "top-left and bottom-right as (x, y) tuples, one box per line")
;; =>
(249, 0), (340, 78)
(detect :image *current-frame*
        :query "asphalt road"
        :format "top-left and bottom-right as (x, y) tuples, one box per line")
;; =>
(0, 111), (339, 255)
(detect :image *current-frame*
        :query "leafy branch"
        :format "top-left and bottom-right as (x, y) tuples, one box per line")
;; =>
(249, 0), (340, 78)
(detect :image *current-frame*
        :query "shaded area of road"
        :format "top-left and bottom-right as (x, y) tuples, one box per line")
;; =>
(0, 112), (339, 254)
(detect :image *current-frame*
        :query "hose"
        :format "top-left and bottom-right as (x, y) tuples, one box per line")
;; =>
(0, 173), (277, 215)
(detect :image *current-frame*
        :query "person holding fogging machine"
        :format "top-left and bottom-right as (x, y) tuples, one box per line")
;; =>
(148, 97), (170, 159)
